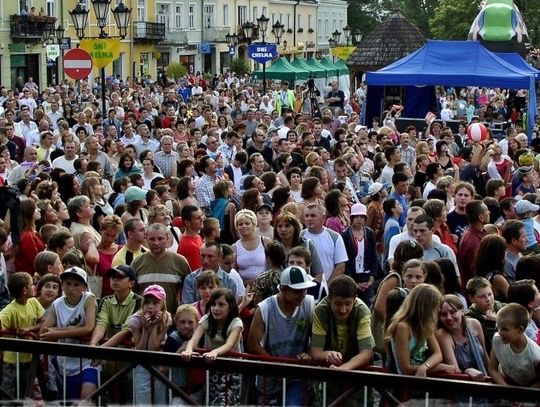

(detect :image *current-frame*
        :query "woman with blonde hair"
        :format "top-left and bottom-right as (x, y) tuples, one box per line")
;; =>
(34, 251), (63, 281)
(436, 294), (488, 381)
(232, 209), (271, 284)
(386, 284), (457, 376)
(81, 176), (113, 230)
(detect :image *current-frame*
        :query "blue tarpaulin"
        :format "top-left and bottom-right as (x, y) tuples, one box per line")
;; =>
(365, 40), (537, 138)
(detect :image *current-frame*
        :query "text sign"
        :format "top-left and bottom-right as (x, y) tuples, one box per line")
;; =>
(46, 44), (60, 60)
(80, 38), (120, 69)
(248, 43), (278, 64)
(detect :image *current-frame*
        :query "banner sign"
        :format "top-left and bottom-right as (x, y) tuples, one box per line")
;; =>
(331, 46), (356, 61)
(80, 38), (120, 69)
(248, 44), (278, 64)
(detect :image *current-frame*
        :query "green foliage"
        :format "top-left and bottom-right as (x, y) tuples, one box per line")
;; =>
(229, 57), (251, 75)
(515, 0), (540, 46)
(166, 62), (187, 80)
(347, 0), (389, 39)
(430, 0), (482, 40)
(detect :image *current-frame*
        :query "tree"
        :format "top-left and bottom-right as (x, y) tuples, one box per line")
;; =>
(430, 0), (481, 40)
(347, 0), (389, 39)
(166, 62), (187, 80)
(229, 57), (251, 75)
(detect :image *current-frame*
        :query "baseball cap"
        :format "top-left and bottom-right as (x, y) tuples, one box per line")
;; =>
(143, 284), (166, 301)
(514, 199), (539, 215)
(60, 266), (88, 286)
(256, 204), (272, 213)
(280, 266), (317, 290)
(125, 186), (147, 203)
(350, 203), (367, 217)
(368, 182), (385, 197)
(106, 265), (136, 281)
(516, 166), (533, 180)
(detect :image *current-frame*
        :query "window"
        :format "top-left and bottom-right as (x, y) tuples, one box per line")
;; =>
(297, 14), (302, 29)
(324, 19), (328, 36)
(189, 4), (195, 29)
(175, 4), (183, 29)
(287, 14), (290, 30)
(223, 4), (229, 27)
(204, 4), (214, 28)
(238, 6), (247, 25)
(137, 0), (146, 21)
(46, 0), (55, 17)
(308, 15), (312, 30)
(156, 3), (170, 28)
(272, 13), (276, 24)
(262, 7), (267, 17)
(253, 7), (258, 20)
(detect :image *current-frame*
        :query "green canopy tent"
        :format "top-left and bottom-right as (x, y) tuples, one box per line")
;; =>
(307, 57), (336, 86)
(321, 57), (350, 98)
(290, 57), (327, 91)
(252, 57), (309, 83)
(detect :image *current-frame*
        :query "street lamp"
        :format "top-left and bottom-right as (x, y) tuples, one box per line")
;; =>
(272, 21), (284, 45)
(70, 0), (132, 116)
(332, 30), (341, 44)
(242, 21), (256, 43)
(55, 24), (65, 84)
(353, 29), (362, 44)
(329, 38), (337, 62)
(342, 25), (351, 46)
(256, 14), (270, 94)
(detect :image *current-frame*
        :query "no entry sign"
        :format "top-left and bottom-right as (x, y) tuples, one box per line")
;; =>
(63, 48), (93, 80)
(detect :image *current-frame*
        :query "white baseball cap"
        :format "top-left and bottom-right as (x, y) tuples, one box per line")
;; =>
(280, 266), (316, 290)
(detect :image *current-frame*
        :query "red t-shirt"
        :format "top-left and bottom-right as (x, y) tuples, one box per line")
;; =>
(14, 230), (46, 274)
(177, 234), (203, 271)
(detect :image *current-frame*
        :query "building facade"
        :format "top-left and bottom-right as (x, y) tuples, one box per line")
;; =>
(1, 0), (347, 88)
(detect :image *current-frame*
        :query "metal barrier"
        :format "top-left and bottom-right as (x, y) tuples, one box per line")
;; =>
(0, 337), (539, 405)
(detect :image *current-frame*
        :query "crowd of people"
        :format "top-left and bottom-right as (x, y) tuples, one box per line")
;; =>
(0, 74), (539, 405)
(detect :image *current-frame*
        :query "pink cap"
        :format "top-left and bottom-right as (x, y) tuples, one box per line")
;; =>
(143, 284), (166, 300)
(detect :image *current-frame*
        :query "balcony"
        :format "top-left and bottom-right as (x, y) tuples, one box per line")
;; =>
(203, 27), (230, 43)
(133, 21), (166, 44)
(162, 29), (189, 46)
(10, 14), (56, 44)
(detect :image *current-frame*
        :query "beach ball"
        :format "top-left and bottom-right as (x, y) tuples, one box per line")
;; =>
(467, 123), (488, 142)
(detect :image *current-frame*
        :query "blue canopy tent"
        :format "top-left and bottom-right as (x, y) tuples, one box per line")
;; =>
(365, 40), (537, 139)
(493, 52), (540, 79)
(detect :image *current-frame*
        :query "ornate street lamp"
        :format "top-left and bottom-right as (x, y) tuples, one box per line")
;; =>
(242, 21), (255, 43)
(353, 29), (362, 44)
(332, 30), (341, 44)
(342, 25), (351, 46)
(272, 21), (284, 45)
(70, 0), (132, 116)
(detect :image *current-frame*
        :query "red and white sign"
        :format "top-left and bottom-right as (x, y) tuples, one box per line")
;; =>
(63, 48), (93, 80)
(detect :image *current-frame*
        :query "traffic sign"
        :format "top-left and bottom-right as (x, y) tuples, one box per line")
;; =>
(59, 38), (71, 51)
(63, 48), (93, 80)
(248, 44), (278, 64)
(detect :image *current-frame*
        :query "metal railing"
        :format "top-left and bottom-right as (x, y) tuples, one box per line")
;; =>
(202, 27), (230, 43)
(0, 337), (538, 406)
(132, 21), (166, 43)
(163, 29), (189, 46)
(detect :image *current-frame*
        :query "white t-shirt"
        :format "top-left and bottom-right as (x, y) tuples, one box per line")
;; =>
(301, 228), (348, 280)
(492, 333), (540, 386)
(387, 232), (441, 262)
(52, 156), (77, 174)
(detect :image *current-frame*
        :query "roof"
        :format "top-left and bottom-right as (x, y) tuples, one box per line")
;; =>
(365, 40), (536, 89)
(251, 57), (309, 82)
(346, 11), (426, 71)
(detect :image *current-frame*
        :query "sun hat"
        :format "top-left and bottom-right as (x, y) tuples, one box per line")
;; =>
(143, 284), (166, 300)
(368, 182), (385, 197)
(350, 203), (368, 217)
(280, 266), (317, 290)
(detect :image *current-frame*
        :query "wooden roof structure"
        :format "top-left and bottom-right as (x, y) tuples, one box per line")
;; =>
(347, 11), (427, 73)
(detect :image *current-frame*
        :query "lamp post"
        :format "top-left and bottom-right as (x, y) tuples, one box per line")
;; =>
(242, 21), (256, 44)
(55, 24), (65, 85)
(256, 14), (270, 94)
(70, 0), (131, 116)
(225, 32), (238, 57)
(343, 25), (351, 46)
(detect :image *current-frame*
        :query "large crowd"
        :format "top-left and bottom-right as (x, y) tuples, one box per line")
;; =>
(0, 74), (539, 405)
